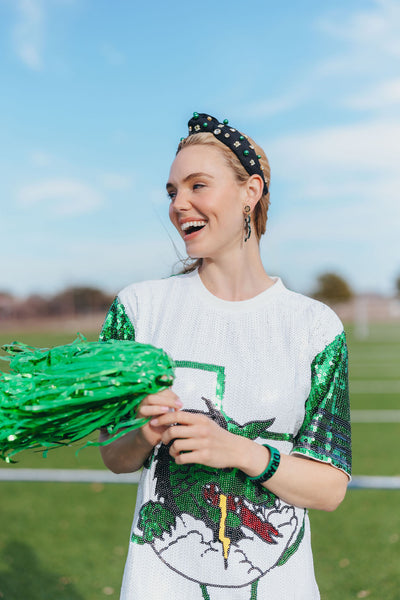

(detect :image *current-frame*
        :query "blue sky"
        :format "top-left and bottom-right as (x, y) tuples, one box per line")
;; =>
(1, 0), (399, 297)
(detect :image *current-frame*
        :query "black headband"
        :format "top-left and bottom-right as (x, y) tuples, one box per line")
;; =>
(186, 112), (268, 195)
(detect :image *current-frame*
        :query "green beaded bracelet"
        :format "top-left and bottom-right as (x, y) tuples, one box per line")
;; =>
(248, 444), (281, 483)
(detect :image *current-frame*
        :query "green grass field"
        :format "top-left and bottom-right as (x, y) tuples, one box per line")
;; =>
(0, 324), (399, 599)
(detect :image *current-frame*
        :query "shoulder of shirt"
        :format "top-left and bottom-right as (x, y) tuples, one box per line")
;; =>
(279, 283), (344, 351)
(279, 284), (341, 322)
(117, 271), (191, 303)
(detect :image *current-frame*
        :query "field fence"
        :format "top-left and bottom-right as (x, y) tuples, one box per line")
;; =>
(351, 409), (400, 422)
(1, 470), (399, 490)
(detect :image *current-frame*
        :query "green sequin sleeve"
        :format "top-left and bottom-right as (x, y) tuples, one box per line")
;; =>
(292, 331), (351, 476)
(99, 297), (135, 342)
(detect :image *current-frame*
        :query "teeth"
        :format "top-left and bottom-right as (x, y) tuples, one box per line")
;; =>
(181, 220), (207, 231)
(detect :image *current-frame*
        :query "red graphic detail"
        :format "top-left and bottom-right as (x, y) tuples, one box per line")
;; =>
(203, 483), (280, 544)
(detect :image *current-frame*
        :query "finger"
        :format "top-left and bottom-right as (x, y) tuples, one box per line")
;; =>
(174, 449), (202, 465)
(151, 388), (179, 401)
(138, 404), (172, 418)
(151, 410), (207, 428)
(155, 388), (179, 400)
(144, 392), (182, 410)
(169, 438), (199, 458)
(161, 424), (197, 445)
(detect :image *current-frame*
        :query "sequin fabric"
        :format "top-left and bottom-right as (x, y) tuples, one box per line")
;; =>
(292, 331), (351, 474)
(174, 360), (225, 409)
(99, 297), (135, 342)
(107, 271), (348, 599)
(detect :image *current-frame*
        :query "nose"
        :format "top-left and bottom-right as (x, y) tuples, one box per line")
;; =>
(171, 189), (192, 212)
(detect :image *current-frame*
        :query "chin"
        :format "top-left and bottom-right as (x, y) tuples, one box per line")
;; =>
(185, 243), (206, 259)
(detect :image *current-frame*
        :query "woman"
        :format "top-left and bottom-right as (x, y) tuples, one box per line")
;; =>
(99, 113), (351, 600)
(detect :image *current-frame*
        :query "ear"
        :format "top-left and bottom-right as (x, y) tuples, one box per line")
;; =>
(243, 174), (263, 212)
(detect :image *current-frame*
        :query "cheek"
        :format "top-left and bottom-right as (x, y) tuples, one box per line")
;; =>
(169, 204), (178, 229)
(224, 207), (245, 230)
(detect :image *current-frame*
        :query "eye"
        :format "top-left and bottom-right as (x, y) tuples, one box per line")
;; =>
(167, 190), (176, 201)
(193, 183), (205, 191)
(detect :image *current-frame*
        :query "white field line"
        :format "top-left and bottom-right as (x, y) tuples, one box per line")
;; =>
(350, 381), (400, 393)
(351, 410), (400, 422)
(0, 468), (140, 484)
(348, 476), (400, 490)
(0, 470), (399, 489)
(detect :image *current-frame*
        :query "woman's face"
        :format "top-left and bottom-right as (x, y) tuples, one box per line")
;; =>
(167, 145), (246, 261)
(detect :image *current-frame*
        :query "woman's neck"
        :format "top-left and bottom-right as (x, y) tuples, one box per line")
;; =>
(198, 247), (274, 301)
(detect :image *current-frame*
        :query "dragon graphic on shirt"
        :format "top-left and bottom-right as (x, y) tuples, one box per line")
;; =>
(131, 398), (305, 597)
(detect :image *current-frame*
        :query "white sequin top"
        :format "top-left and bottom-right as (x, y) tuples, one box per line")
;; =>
(101, 269), (351, 600)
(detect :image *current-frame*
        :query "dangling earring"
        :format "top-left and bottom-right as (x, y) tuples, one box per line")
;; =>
(243, 205), (251, 242)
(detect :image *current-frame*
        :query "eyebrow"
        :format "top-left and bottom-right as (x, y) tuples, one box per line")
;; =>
(166, 172), (214, 191)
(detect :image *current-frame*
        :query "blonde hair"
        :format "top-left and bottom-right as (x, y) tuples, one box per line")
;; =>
(175, 131), (271, 272)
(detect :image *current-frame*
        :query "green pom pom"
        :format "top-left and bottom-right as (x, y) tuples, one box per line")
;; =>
(223, 119), (229, 125)
(193, 112), (199, 119)
(243, 149), (249, 156)
(0, 337), (175, 462)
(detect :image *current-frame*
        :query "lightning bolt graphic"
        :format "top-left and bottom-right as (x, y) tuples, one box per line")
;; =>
(218, 493), (231, 568)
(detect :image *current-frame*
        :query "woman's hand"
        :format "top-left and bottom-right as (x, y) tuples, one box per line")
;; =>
(152, 410), (251, 470)
(135, 389), (183, 448)
(98, 389), (182, 474)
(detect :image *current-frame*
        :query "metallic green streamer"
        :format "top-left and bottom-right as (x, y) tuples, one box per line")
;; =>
(0, 335), (175, 462)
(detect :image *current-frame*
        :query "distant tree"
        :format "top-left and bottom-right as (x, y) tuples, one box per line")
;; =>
(48, 287), (113, 315)
(312, 272), (353, 303)
(396, 275), (400, 297)
(19, 294), (49, 318)
(0, 291), (14, 300)
(0, 291), (16, 319)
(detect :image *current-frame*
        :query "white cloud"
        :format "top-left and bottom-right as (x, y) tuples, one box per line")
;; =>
(318, 2), (392, 44)
(244, 1), (400, 119)
(17, 178), (104, 216)
(12, 0), (44, 70)
(268, 119), (400, 181)
(238, 88), (308, 119)
(10, 0), (75, 69)
(315, 0), (400, 76)
(343, 78), (400, 110)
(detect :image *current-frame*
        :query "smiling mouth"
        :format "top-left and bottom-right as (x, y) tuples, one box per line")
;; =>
(181, 221), (207, 235)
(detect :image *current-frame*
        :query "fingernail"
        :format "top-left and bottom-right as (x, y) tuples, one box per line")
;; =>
(151, 418), (159, 425)
(175, 400), (183, 408)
